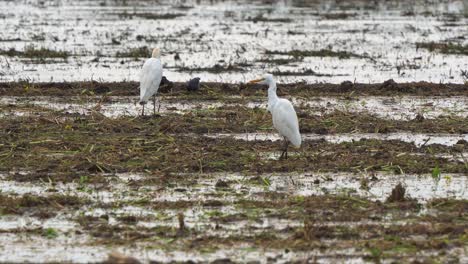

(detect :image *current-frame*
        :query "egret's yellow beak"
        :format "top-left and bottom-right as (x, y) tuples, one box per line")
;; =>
(248, 78), (264, 84)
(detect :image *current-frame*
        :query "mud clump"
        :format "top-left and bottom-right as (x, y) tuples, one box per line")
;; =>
(210, 258), (235, 264)
(118, 12), (185, 20)
(104, 252), (141, 264)
(381, 79), (398, 89)
(428, 198), (468, 213)
(322, 13), (357, 20)
(117, 215), (138, 224)
(340, 80), (354, 91)
(0, 46), (69, 59)
(203, 200), (224, 207)
(180, 64), (244, 73)
(271, 68), (335, 77)
(265, 49), (364, 59)
(386, 183), (407, 203)
(0, 194), (87, 215)
(247, 15), (292, 23)
(256, 58), (300, 65)
(215, 180), (230, 189)
(416, 42), (468, 55)
(115, 47), (149, 58)
(302, 219), (333, 241)
(414, 113), (425, 122)
(177, 212), (187, 237)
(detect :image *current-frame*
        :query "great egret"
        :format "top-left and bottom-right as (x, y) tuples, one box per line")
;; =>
(249, 74), (301, 159)
(139, 48), (163, 115)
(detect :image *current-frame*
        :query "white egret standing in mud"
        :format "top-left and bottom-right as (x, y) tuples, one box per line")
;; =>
(139, 48), (163, 115)
(249, 74), (301, 159)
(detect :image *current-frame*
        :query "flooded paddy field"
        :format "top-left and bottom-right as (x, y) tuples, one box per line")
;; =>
(0, 0), (468, 83)
(1, 80), (467, 263)
(0, 0), (467, 263)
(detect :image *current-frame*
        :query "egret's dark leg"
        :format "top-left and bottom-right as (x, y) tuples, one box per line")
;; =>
(280, 138), (289, 160)
(153, 95), (156, 115)
(141, 104), (145, 116)
(157, 97), (161, 113)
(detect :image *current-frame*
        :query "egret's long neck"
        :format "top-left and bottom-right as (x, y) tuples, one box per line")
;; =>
(267, 80), (279, 105)
(152, 50), (160, 58)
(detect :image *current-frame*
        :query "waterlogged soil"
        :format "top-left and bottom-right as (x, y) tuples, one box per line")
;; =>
(0, 0), (467, 83)
(1, 0), (467, 261)
(0, 177), (467, 263)
(1, 81), (468, 97)
(1, 102), (468, 176)
(0, 80), (467, 262)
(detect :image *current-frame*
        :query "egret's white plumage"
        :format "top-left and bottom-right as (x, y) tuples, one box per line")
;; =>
(249, 74), (301, 159)
(139, 48), (163, 115)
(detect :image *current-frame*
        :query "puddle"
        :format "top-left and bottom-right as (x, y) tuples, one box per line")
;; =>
(0, 170), (466, 263)
(0, 96), (225, 117)
(1, 171), (466, 205)
(0, 233), (368, 264)
(0, 233), (464, 264)
(0, 234), (107, 264)
(265, 172), (468, 202)
(1, 1), (467, 262)
(2, 95), (467, 120)
(0, 96), (234, 117)
(0, 215), (76, 232)
(0, 1), (467, 83)
(296, 96), (468, 120)
(205, 132), (468, 147)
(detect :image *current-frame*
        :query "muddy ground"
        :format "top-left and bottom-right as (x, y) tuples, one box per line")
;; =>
(1, 80), (468, 97)
(0, 80), (467, 263)
(1, 0), (467, 83)
(0, 0), (467, 263)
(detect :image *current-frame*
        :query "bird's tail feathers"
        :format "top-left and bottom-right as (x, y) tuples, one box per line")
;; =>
(290, 133), (302, 148)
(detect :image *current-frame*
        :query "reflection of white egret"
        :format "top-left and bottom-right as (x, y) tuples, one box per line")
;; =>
(249, 74), (301, 159)
(139, 48), (163, 115)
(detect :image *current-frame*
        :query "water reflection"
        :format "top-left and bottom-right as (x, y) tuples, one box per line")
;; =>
(28, 0), (468, 14)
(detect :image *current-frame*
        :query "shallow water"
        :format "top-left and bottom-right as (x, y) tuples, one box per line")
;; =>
(2, 95), (467, 120)
(0, 170), (466, 262)
(1, 171), (466, 205)
(296, 96), (468, 120)
(0, 232), (369, 264)
(205, 132), (468, 147)
(1, 1), (467, 262)
(0, 96), (226, 117)
(0, 0), (467, 83)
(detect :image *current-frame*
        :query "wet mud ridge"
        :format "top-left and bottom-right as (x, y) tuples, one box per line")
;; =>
(0, 80), (467, 263)
(1, 81), (467, 97)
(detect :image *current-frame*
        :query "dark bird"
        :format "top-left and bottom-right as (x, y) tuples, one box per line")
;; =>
(160, 76), (172, 87)
(187, 77), (201, 91)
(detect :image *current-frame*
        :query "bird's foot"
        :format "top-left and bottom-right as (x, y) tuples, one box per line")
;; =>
(279, 151), (286, 160)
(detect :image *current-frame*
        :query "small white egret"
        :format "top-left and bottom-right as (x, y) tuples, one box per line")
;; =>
(139, 48), (163, 115)
(249, 74), (301, 159)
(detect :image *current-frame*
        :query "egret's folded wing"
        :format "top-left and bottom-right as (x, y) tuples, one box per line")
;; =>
(273, 99), (301, 147)
(140, 59), (163, 102)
